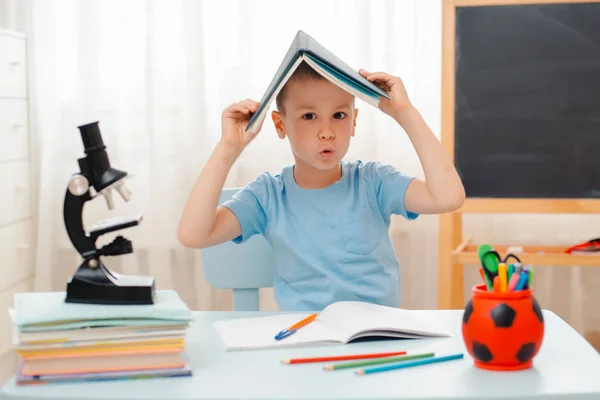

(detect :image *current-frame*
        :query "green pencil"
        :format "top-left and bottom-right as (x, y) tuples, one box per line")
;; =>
(323, 352), (435, 371)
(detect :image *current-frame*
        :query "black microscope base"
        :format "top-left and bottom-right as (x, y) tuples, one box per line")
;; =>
(66, 274), (156, 305)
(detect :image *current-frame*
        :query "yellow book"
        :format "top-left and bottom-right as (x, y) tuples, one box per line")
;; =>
(18, 338), (184, 358)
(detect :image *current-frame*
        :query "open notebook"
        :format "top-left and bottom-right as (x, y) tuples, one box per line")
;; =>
(213, 301), (450, 351)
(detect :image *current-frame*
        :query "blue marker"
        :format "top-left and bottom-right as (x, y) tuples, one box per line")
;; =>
(514, 270), (529, 291)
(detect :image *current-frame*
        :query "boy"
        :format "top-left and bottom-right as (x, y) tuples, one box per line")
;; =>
(178, 62), (465, 311)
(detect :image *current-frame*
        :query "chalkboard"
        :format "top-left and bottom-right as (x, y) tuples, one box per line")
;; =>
(454, 3), (600, 199)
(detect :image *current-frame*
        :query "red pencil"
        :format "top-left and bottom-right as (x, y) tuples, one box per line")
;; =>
(281, 351), (407, 364)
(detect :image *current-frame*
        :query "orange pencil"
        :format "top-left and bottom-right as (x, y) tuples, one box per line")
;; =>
(274, 314), (317, 340)
(281, 350), (407, 364)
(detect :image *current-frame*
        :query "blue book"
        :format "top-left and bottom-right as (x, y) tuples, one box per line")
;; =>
(13, 290), (192, 330)
(245, 30), (390, 134)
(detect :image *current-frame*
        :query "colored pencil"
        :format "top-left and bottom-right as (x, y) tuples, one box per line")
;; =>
(355, 353), (464, 375)
(324, 352), (434, 370)
(281, 350), (406, 364)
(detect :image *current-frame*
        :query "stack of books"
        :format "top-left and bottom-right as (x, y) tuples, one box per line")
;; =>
(9, 290), (193, 385)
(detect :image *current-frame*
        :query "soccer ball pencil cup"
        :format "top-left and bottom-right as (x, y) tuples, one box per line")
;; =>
(461, 246), (544, 371)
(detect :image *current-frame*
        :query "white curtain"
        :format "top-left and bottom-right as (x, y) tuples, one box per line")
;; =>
(19, 0), (600, 344)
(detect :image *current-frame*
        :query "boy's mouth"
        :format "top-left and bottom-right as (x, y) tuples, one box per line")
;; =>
(319, 148), (335, 158)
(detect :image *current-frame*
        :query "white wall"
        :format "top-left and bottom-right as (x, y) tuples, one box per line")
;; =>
(0, 0), (10, 28)
(0, 0), (32, 386)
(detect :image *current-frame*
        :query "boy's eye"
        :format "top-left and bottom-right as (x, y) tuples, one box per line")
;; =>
(302, 113), (316, 120)
(333, 112), (346, 119)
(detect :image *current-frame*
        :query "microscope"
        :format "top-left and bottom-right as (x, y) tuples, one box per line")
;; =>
(63, 121), (155, 305)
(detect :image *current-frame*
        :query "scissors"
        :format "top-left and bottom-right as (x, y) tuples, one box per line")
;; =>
(478, 244), (522, 291)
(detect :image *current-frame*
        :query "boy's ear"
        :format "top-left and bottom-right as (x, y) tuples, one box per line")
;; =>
(352, 108), (359, 136)
(271, 110), (286, 139)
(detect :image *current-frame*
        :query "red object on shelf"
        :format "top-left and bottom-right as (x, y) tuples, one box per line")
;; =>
(565, 238), (600, 254)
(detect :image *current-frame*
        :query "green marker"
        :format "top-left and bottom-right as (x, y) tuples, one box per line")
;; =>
(507, 263), (514, 281)
(527, 266), (534, 288)
(323, 352), (435, 371)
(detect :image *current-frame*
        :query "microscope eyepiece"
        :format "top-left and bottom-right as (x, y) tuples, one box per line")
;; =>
(77, 121), (128, 204)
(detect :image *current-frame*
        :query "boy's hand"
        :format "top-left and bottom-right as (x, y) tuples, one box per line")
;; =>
(359, 69), (412, 119)
(221, 99), (262, 152)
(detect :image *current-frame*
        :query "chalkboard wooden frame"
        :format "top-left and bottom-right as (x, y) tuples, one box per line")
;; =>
(438, 0), (600, 310)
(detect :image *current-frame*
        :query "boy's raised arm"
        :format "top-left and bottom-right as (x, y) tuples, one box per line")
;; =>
(177, 99), (262, 249)
(359, 69), (465, 215)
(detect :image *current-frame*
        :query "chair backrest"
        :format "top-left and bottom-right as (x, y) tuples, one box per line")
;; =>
(200, 187), (277, 311)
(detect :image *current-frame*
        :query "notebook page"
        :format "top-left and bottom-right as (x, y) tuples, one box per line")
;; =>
(213, 313), (341, 351)
(317, 301), (450, 343)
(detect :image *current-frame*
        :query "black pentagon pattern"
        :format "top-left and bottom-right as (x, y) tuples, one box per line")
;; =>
(532, 298), (544, 323)
(490, 303), (516, 328)
(472, 341), (493, 362)
(516, 343), (536, 363)
(463, 300), (474, 324)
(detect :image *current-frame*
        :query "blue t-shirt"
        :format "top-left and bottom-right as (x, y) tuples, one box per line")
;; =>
(221, 160), (418, 311)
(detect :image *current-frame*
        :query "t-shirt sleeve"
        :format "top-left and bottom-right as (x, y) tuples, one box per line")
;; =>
(220, 173), (270, 244)
(367, 162), (419, 220)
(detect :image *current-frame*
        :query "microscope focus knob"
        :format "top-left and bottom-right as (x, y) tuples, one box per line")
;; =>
(68, 174), (90, 196)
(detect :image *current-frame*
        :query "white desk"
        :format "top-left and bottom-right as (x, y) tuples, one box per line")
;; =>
(2, 309), (600, 400)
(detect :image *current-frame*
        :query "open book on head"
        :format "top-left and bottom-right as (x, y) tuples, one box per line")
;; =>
(213, 301), (450, 351)
(245, 29), (391, 134)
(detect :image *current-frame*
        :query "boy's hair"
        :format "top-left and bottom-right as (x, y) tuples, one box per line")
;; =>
(275, 61), (325, 114)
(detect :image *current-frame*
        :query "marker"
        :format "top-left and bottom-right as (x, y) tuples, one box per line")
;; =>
(508, 272), (521, 291)
(498, 263), (508, 292)
(527, 266), (534, 288)
(514, 270), (529, 291)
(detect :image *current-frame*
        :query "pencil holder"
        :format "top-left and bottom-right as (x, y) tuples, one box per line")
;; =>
(461, 284), (544, 371)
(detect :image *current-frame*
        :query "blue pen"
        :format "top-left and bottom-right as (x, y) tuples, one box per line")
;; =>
(514, 270), (529, 291)
(355, 353), (464, 375)
(274, 313), (317, 340)
(274, 329), (296, 340)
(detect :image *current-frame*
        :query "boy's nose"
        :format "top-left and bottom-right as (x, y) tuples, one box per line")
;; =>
(318, 126), (335, 140)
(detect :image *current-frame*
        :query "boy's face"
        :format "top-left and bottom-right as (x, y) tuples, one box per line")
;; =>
(272, 78), (358, 172)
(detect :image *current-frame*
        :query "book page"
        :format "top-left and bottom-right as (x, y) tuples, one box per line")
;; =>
(301, 54), (380, 107)
(317, 301), (450, 343)
(213, 313), (341, 351)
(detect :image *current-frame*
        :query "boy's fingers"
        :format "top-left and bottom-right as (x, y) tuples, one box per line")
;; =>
(227, 106), (251, 117)
(366, 71), (390, 81)
(243, 99), (259, 110)
(367, 72), (398, 87)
